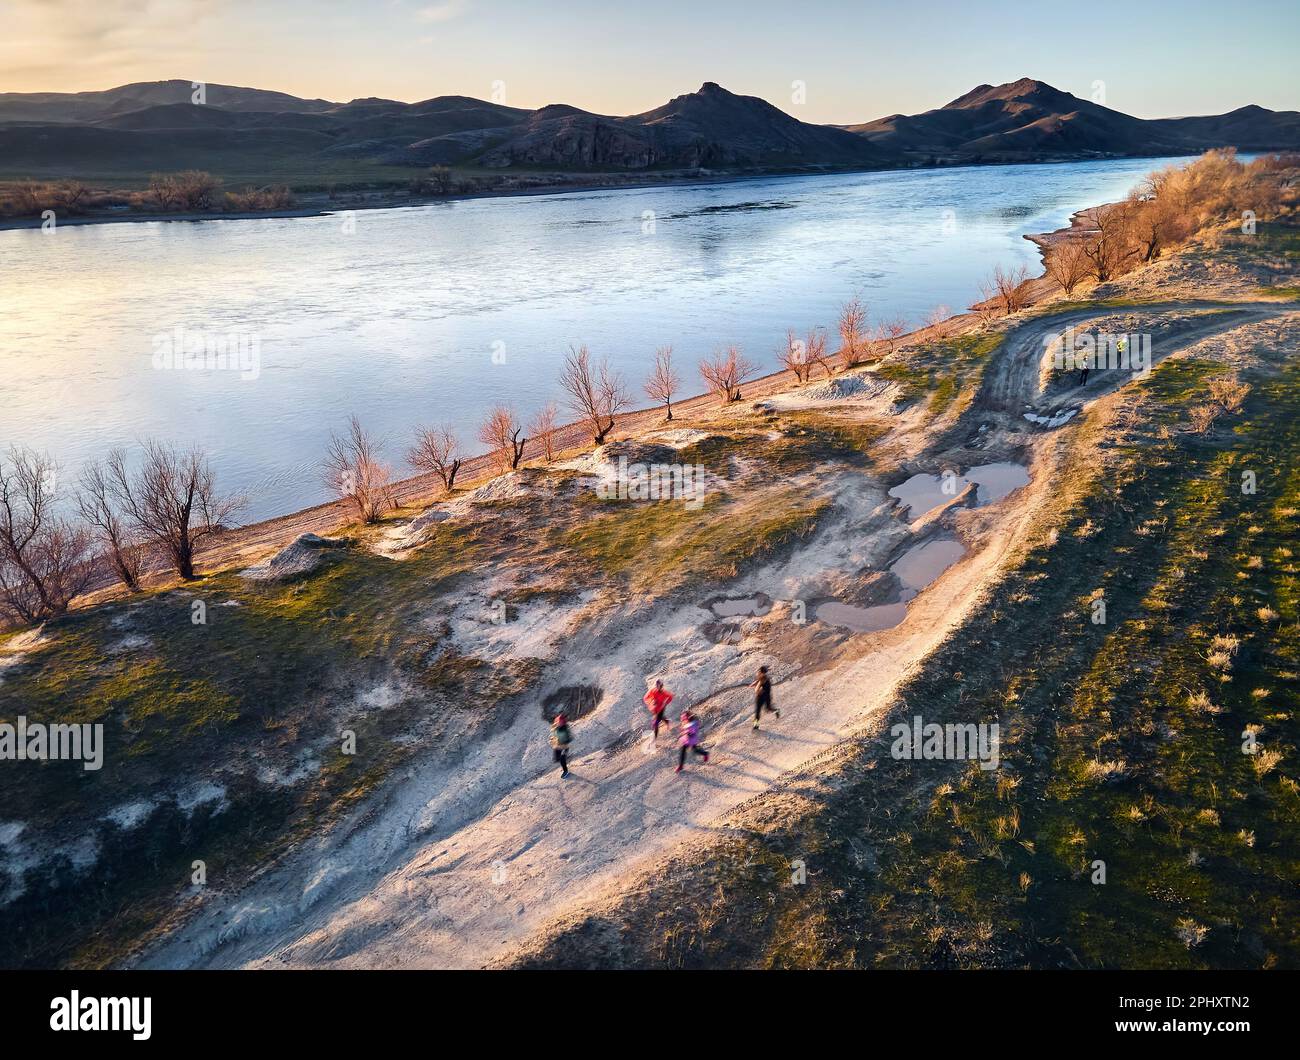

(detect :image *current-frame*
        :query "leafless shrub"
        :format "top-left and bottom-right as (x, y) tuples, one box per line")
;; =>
(986, 263), (1031, 314)
(876, 316), (909, 356)
(560, 345), (629, 445)
(224, 185), (294, 211)
(528, 402), (559, 463)
(1080, 201), (1137, 283)
(478, 404), (527, 474)
(323, 416), (395, 524)
(146, 170), (223, 212)
(804, 327), (832, 378)
(644, 346), (680, 421)
(924, 305), (952, 330)
(407, 425), (463, 493)
(1209, 375), (1251, 414)
(779, 329), (813, 383)
(1044, 239), (1091, 295)
(699, 345), (759, 404)
(0, 448), (93, 625)
(77, 453), (146, 591)
(149, 173), (181, 211)
(837, 296), (869, 369)
(1187, 404), (1221, 434)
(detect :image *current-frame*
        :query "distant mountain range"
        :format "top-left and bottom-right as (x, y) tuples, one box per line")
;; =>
(0, 77), (1295, 182)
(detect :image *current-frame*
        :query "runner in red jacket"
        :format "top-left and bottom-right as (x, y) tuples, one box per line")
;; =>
(643, 680), (674, 739)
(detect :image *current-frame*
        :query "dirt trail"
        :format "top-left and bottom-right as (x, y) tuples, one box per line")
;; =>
(981, 300), (1295, 415)
(133, 296), (1299, 970)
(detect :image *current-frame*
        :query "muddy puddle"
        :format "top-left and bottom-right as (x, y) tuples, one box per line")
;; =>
(708, 593), (773, 618)
(889, 461), (1028, 518)
(816, 535), (966, 634)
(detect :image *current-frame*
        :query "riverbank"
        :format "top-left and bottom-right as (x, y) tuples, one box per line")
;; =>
(0, 152), (1195, 233)
(2, 164), (1296, 967)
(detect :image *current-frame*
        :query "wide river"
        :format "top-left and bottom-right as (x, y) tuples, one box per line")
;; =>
(0, 156), (1193, 521)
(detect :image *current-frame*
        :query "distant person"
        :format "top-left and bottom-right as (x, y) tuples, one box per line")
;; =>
(752, 665), (780, 730)
(643, 679), (675, 739)
(550, 712), (573, 778)
(676, 710), (710, 773)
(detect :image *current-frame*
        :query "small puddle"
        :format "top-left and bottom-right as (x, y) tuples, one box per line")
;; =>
(815, 600), (908, 633)
(968, 461), (1030, 504)
(709, 592), (772, 618)
(888, 472), (960, 518)
(891, 537), (966, 591)
(816, 535), (967, 634)
(889, 462), (1028, 518)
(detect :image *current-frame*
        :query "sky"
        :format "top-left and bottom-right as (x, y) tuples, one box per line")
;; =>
(2, 0), (1297, 123)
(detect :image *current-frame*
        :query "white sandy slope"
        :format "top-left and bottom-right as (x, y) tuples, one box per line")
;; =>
(137, 300), (1299, 970)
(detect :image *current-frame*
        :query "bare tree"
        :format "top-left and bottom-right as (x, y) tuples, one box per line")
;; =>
(924, 305), (951, 330)
(560, 345), (629, 445)
(837, 296), (869, 369)
(103, 441), (244, 578)
(0, 447), (93, 624)
(53, 181), (89, 213)
(323, 416), (394, 525)
(877, 316), (909, 357)
(407, 425), (463, 494)
(528, 402), (560, 463)
(804, 327), (832, 378)
(1044, 239), (1091, 295)
(699, 345), (759, 404)
(78, 452), (145, 591)
(779, 329), (814, 384)
(1127, 188), (1183, 263)
(478, 405), (527, 474)
(149, 173), (180, 211)
(644, 346), (681, 421)
(172, 170), (223, 211)
(991, 264), (1032, 314)
(1080, 202), (1137, 283)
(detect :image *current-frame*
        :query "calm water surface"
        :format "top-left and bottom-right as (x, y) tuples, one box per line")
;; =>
(0, 156), (1192, 520)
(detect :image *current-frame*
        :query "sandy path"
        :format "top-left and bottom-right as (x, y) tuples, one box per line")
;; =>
(136, 299), (1297, 969)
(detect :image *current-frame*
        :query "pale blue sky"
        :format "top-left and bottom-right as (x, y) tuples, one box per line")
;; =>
(3, 0), (1296, 122)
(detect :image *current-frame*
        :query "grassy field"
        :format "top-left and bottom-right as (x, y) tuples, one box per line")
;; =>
(511, 347), (1300, 969)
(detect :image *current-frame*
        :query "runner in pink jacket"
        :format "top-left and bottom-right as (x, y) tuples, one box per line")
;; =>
(675, 710), (710, 773)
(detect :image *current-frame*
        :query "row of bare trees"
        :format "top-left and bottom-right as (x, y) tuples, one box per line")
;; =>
(326, 344), (633, 522)
(326, 299), (926, 522)
(974, 150), (1296, 318)
(0, 442), (241, 626)
(1039, 149), (1293, 298)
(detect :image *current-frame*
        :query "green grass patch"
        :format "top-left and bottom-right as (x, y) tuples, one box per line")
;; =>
(877, 332), (1002, 413)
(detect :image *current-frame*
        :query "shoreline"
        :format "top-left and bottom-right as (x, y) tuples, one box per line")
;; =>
(0, 150), (1196, 233)
(69, 207), (1080, 597)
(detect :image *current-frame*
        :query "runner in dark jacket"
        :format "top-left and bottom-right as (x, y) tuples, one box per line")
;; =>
(550, 713), (572, 777)
(752, 665), (780, 730)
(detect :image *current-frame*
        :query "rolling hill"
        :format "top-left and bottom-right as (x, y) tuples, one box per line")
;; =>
(0, 76), (1294, 184)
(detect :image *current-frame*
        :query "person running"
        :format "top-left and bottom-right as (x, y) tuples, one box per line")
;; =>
(643, 679), (675, 739)
(550, 712), (573, 778)
(676, 710), (709, 773)
(752, 665), (780, 730)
